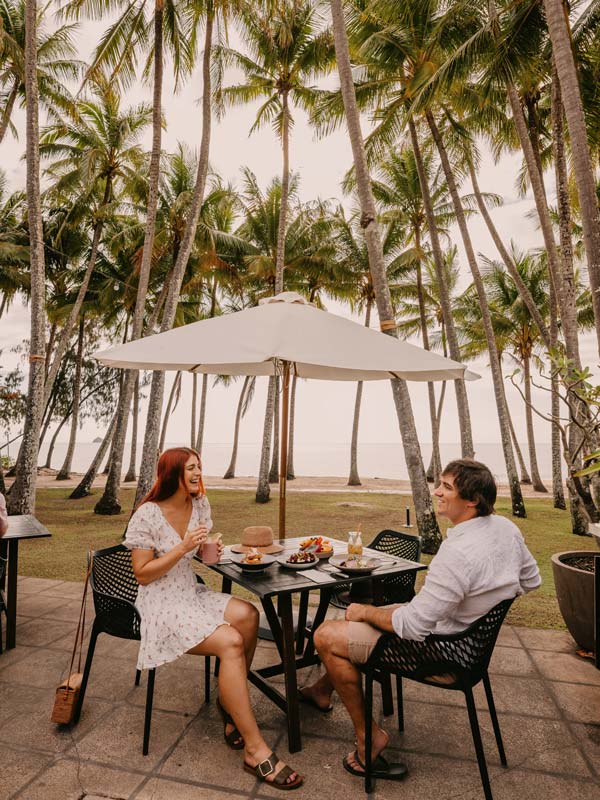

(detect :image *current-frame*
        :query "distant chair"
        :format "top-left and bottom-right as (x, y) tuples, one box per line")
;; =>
(359, 597), (515, 798)
(331, 529), (421, 610)
(0, 553), (6, 654)
(73, 544), (211, 754)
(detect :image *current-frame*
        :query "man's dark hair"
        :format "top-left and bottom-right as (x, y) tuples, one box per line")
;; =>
(442, 459), (497, 517)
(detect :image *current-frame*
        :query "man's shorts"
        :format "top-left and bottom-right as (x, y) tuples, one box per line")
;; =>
(347, 620), (383, 664)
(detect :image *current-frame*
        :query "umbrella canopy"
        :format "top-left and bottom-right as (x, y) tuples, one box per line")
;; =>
(95, 292), (479, 382)
(94, 292), (479, 537)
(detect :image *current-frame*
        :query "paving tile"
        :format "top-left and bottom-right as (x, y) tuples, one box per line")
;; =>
(514, 627), (577, 653)
(42, 599), (85, 622)
(17, 759), (144, 800)
(0, 746), (52, 798)
(571, 722), (600, 777)
(15, 618), (78, 649)
(0, 647), (74, 689)
(483, 769), (600, 800)
(489, 645), (537, 677)
(0, 683), (52, 727)
(472, 674), (558, 717)
(0, 687), (112, 754)
(39, 581), (86, 600)
(75, 705), (189, 771)
(0, 643), (39, 672)
(127, 661), (209, 714)
(15, 594), (72, 618)
(551, 682), (600, 724)
(16, 577), (64, 595)
(495, 625), (522, 648)
(78, 655), (140, 703)
(529, 650), (600, 686)
(136, 777), (249, 799)
(92, 635), (141, 662)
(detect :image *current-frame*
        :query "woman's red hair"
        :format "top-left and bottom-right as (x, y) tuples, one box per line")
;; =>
(140, 447), (205, 506)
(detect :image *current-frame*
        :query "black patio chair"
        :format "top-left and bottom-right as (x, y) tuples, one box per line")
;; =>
(73, 544), (211, 754)
(0, 553), (7, 654)
(359, 597), (515, 797)
(331, 529), (421, 610)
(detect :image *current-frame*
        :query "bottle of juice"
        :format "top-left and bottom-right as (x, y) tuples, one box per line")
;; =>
(348, 531), (363, 556)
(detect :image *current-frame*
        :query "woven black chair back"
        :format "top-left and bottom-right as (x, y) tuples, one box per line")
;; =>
(370, 530), (421, 606)
(368, 597), (514, 689)
(90, 544), (141, 640)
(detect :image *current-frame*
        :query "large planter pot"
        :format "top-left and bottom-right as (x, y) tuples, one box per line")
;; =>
(551, 551), (597, 653)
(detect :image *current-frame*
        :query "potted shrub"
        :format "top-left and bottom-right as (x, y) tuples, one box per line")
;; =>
(551, 551), (597, 652)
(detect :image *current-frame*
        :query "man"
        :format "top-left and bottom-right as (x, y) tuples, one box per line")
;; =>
(301, 459), (541, 781)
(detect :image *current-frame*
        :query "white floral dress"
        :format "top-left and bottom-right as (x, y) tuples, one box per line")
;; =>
(124, 496), (230, 670)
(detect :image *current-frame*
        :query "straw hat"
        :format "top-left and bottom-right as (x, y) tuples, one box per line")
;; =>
(230, 526), (283, 555)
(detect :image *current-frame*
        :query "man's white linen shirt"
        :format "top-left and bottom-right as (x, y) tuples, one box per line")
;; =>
(391, 514), (541, 641)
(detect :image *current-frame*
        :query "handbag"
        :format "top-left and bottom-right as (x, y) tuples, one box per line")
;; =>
(51, 559), (91, 724)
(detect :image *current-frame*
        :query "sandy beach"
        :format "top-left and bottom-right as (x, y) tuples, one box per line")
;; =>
(21, 468), (555, 498)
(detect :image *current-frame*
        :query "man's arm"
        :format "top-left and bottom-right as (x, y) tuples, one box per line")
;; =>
(345, 603), (400, 632)
(0, 493), (8, 537)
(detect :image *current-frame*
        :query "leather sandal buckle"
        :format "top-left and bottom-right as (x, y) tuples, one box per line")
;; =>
(258, 758), (275, 777)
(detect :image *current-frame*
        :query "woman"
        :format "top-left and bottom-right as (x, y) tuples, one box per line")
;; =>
(125, 447), (302, 790)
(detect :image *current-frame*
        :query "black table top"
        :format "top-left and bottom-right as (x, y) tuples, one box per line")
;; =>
(2, 514), (52, 541)
(207, 536), (426, 599)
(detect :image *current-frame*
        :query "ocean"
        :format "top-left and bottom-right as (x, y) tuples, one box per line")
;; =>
(35, 440), (557, 483)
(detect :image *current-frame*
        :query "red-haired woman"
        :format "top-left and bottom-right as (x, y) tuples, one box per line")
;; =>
(125, 447), (302, 790)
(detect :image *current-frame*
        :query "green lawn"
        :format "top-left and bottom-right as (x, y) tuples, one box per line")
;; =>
(21, 487), (594, 630)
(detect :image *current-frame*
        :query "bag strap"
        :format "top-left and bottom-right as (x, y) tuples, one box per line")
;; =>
(65, 555), (92, 689)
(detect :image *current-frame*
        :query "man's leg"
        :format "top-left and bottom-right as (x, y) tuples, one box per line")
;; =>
(312, 619), (389, 768)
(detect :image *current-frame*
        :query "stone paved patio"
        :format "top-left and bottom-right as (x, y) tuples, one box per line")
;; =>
(1, 576), (599, 800)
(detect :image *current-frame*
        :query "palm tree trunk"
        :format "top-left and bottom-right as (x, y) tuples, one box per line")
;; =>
(275, 91), (290, 294)
(521, 355), (547, 492)
(426, 110), (525, 517)
(39, 382), (59, 451)
(467, 160), (551, 348)
(159, 372), (181, 453)
(124, 373), (139, 483)
(43, 413), (70, 472)
(57, 317), (85, 480)
(224, 375), (250, 479)
(69, 413), (118, 499)
(269, 376), (280, 483)
(0, 79), (19, 144)
(506, 396), (532, 484)
(135, 11), (214, 506)
(408, 117), (474, 459)
(414, 230), (442, 485)
(195, 373), (208, 454)
(8, 0), (46, 514)
(256, 375), (276, 504)
(544, 0), (600, 353)
(287, 372), (297, 480)
(330, 0), (441, 552)
(44, 182), (110, 406)
(191, 373), (198, 448)
(348, 300), (372, 486)
(550, 289), (566, 509)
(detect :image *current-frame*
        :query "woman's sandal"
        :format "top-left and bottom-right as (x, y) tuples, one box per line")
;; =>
(216, 698), (244, 750)
(244, 751), (303, 791)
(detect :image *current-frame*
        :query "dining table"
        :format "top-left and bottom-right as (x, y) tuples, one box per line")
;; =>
(0, 514), (52, 650)
(204, 535), (426, 752)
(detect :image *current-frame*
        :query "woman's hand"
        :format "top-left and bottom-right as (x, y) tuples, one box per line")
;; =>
(181, 525), (208, 554)
(216, 539), (225, 560)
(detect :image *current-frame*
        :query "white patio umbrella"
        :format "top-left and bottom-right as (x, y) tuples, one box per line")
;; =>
(95, 292), (479, 535)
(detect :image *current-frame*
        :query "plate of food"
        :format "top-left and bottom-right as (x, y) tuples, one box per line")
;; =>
(299, 536), (334, 559)
(231, 551), (276, 573)
(278, 551), (319, 570)
(329, 555), (381, 575)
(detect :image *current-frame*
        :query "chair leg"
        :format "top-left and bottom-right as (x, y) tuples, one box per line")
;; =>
(135, 669), (141, 686)
(395, 675), (404, 732)
(364, 672), (374, 794)
(380, 673), (394, 717)
(464, 686), (493, 800)
(204, 656), (211, 703)
(73, 624), (99, 725)
(483, 673), (506, 766)
(214, 656), (220, 678)
(143, 668), (156, 756)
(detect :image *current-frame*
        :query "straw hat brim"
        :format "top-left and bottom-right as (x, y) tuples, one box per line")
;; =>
(230, 542), (284, 555)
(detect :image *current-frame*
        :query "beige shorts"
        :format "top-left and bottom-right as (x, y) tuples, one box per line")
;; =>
(347, 621), (384, 664)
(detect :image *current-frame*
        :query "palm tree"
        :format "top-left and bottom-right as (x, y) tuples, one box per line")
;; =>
(329, 0), (441, 553)
(0, 172), (29, 317)
(0, 0), (81, 144)
(7, 0), (46, 514)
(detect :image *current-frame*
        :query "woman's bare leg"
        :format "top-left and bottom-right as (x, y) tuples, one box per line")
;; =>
(224, 597), (259, 671)
(188, 625), (299, 785)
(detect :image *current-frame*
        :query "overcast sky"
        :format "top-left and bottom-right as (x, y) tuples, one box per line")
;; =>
(1, 11), (598, 458)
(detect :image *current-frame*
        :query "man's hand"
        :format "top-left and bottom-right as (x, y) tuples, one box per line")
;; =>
(345, 603), (367, 623)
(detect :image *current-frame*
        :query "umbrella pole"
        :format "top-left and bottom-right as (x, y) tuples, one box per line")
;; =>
(279, 361), (291, 539)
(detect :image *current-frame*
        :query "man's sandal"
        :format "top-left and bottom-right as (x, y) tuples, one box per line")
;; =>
(244, 751), (303, 791)
(216, 698), (244, 750)
(343, 750), (408, 781)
